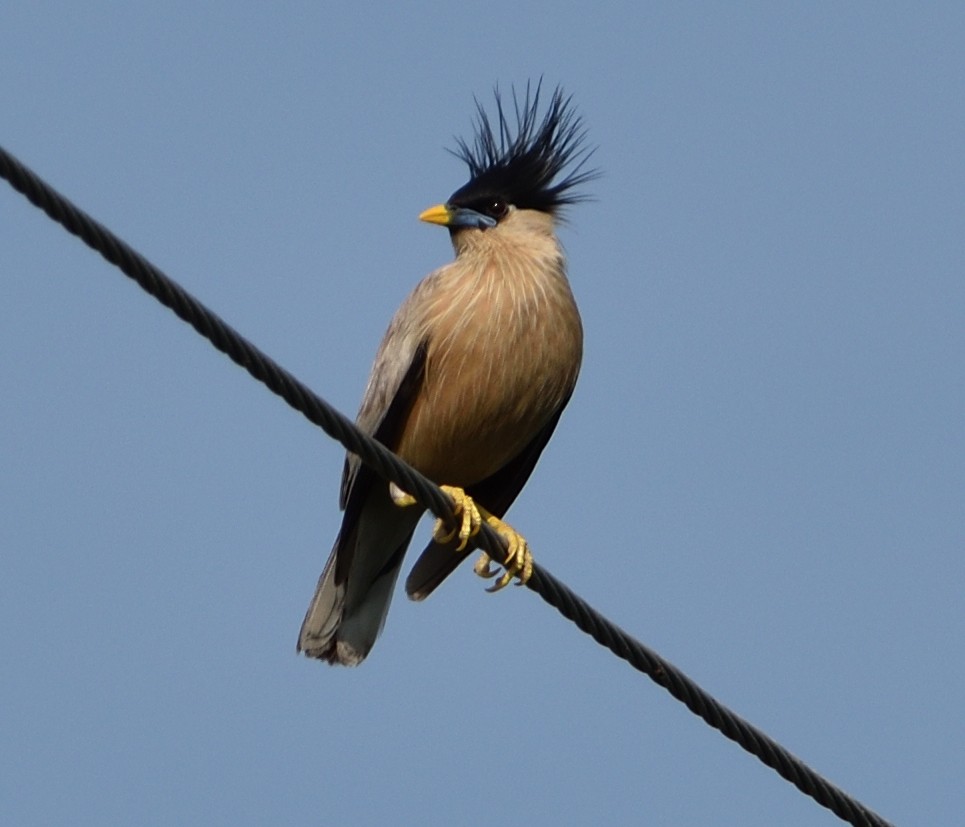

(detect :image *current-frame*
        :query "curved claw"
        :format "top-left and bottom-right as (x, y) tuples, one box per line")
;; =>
(420, 485), (535, 591)
(432, 485), (482, 551)
(472, 513), (534, 592)
(473, 553), (499, 579)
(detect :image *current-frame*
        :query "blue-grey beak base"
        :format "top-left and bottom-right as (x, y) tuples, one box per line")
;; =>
(448, 207), (498, 230)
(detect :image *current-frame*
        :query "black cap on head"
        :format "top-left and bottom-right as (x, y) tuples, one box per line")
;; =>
(447, 82), (598, 218)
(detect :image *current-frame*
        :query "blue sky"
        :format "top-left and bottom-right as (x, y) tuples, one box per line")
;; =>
(2, 4), (962, 825)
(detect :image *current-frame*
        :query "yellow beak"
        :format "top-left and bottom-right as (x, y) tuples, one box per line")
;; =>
(418, 203), (453, 226)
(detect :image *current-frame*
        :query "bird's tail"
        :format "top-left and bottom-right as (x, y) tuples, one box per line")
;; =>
(296, 541), (347, 662)
(405, 537), (472, 601)
(298, 538), (413, 666)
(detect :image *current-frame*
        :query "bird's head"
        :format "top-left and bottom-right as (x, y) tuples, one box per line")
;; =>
(419, 82), (598, 243)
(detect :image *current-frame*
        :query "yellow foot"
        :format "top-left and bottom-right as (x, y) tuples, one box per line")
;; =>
(391, 482), (484, 551)
(433, 485), (482, 551)
(389, 481), (417, 508)
(472, 513), (534, 592)
(393, 481), (534, 590)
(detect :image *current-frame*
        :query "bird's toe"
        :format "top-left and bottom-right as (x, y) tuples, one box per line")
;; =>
(432, 485), (482, 551)
(389, 481), (418, 508)
(473, 513), (533, 592)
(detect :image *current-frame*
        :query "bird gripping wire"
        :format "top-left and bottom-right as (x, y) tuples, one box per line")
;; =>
(0, 143), (894, 827)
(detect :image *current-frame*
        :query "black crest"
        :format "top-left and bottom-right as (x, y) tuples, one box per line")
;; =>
(448, 82), (598, 215)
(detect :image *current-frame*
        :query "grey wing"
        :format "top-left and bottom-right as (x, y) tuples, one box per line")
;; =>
(333, 272), (442, 579)
(296, 282), (434, 663)
(333, 335), (429, 586)
(339, 289), (432, 512)
(404, 397), (572, 601)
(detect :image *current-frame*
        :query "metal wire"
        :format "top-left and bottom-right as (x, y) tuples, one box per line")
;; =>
(1, 143), (895, 827)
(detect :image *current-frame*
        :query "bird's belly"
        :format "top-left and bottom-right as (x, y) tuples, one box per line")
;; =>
(396, 318), (577, 486)
(400, 393), (543, 485)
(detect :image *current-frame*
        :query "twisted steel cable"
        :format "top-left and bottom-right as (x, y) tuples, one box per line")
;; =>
(1, 143), (894, 827)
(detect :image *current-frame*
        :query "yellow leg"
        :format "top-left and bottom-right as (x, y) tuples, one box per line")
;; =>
(392, 481), (534, 591)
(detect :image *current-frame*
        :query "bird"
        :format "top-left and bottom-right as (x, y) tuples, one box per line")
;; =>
(297, 83), (596, 666)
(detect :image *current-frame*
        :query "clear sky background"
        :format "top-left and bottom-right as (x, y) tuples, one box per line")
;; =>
(1, 4), (962, 826)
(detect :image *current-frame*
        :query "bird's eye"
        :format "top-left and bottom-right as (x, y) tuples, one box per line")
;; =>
(486, 199), (508, 219)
